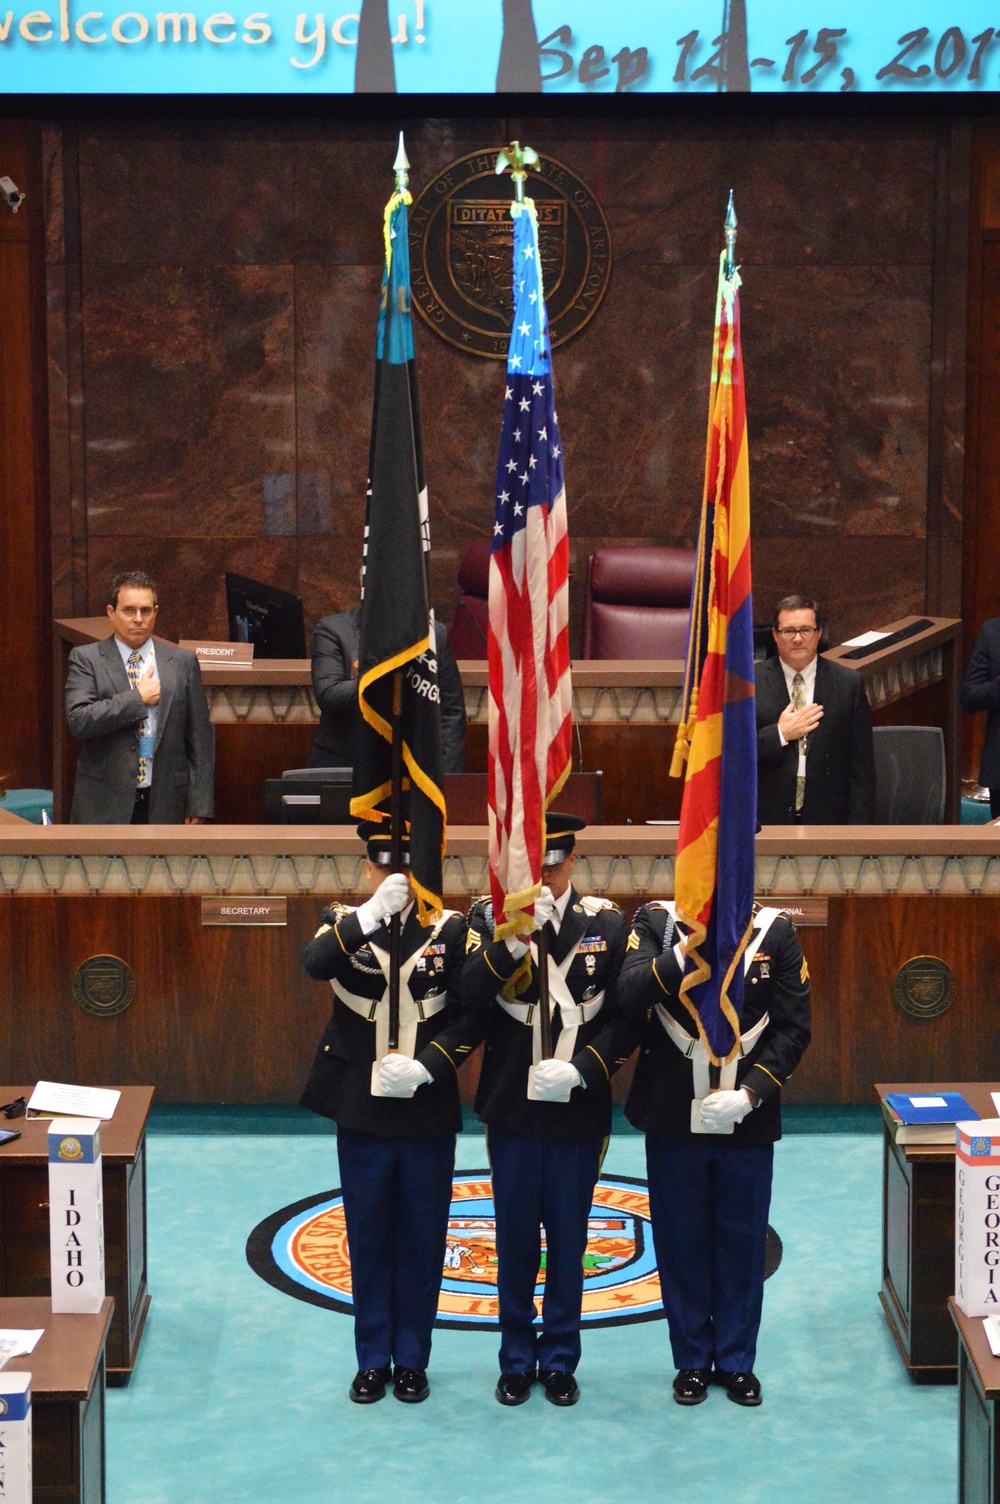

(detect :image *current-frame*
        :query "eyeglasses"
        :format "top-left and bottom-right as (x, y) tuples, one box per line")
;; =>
(1, 1096), (25, 1119)
(775, 627), (819, 639)
(116, 606), (156, 619)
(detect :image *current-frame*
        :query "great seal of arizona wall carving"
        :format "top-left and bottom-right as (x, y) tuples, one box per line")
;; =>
(409, 149), (612, 360)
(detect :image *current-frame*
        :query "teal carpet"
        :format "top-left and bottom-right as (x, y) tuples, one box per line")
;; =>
(107, 1115), (955, 1504)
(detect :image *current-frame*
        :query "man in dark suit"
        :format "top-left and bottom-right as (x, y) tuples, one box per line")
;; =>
(755, 594), (875, 825)
(960, 616), (1000, 818)
(65, 571), (214, 824)
(306, 606), (466, 772)
(300, 822), (472, 1406)
(619, 899), (811, 1408)
(438, 815), (632, 1408)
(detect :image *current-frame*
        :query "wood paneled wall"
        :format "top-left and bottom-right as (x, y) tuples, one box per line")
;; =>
(962, 123), (1000, 777)
(0, 892), (996, 1107)
(0, 121), (51, 792)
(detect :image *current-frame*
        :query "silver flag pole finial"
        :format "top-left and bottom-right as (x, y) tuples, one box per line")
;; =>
(724, 190), (738, 277)
(394, 132), (410, 194)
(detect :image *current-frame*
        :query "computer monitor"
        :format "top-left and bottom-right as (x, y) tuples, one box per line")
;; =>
(225, 573), (306, 659)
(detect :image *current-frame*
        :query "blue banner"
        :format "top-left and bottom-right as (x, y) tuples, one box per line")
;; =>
(0, 0), (998, 93)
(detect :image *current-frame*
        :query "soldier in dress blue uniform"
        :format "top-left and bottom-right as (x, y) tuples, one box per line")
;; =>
(436, 814), (632, 1407)
(300, 821), (472, 1406)
(619, 899), (811, 1408)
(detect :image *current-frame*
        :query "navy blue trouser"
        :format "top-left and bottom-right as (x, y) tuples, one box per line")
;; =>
(337, 1127), (456, 1372)
(488, 1128), (604, 1376)
(645, 1136), (773, 1374)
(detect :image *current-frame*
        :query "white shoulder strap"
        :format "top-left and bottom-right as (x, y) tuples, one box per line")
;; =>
(743, 907), (782, 972)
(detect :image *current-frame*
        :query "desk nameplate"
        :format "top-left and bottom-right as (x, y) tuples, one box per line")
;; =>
(760, 896), (828, 927)
(180, 640), (254, 666)
(201, 897), (287, 927)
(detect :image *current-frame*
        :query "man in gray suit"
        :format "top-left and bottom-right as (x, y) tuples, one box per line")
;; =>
(65, 571), (215, 824)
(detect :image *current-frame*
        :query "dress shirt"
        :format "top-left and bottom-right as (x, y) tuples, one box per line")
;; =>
(549, 883), (574, 934)
(115, 635), (158, 789)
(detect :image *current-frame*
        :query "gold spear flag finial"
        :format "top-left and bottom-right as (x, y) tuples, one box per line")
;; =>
(496, 140), (540, 202)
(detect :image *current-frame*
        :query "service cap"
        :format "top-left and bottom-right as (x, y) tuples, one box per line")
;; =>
(357, 820), (411, 867)
(542, 812), (586, 867)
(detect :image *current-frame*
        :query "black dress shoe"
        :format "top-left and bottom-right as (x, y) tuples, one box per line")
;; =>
(495, 1371), (535, 1406)
(393, 1367), (430, 1403)
(349, 1367), (392, 1404)
(672, 1368), (711, 1405)
(539, 1370), (579, 1406)
(713, 1369), (762, 1406)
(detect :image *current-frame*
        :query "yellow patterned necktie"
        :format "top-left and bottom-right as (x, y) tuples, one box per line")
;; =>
(791, 671), (806, 813)
(126, 650), (147, 786)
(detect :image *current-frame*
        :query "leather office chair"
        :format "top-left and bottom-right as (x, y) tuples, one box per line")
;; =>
(449, 540), (491, 658)
(872, 726), (946, 824)
(581, 546), (696, 659)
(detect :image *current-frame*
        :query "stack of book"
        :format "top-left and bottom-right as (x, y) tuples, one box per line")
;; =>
(881, 1091), (980, 1145)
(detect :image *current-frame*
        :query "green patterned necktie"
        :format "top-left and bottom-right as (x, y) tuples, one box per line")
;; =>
(126, 651), (147, 786)
(791, 671), (806, 813)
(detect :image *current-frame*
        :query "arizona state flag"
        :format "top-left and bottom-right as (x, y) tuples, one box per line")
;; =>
(669, 245), (756, 1066)
(350, 185), (446, 924)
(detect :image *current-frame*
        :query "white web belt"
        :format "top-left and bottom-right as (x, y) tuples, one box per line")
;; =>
(496, 930), (605, 1102)
(656, 1006), (769, 1099)
(331, 916), (453, 1097)
(650, 901), (781, 1131)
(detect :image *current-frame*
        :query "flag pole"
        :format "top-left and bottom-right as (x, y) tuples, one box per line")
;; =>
(496, 138), (552, 1059)
(385, 133), (411, 1055)
(707, 189), (738, 1093)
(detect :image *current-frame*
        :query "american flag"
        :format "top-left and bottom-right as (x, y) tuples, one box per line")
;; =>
(487, 198), (573, 940)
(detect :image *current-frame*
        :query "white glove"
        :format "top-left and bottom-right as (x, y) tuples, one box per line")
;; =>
(357, 872), (411, 935)
(699, 1088), (753, 1130)
(531, 1059), (583, 1100)
(378, 1054), (432, 1096)
(532, 888), (558, 931)
(505, 936), (530, 959)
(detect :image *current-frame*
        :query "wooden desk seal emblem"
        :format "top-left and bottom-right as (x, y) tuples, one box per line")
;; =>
(72, 955), (136, 1017)
(892, 956), (955, 1019)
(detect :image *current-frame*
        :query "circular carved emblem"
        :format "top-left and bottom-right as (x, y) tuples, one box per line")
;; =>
(892, 956), (956, 1019)
(246, 1172), (782, 1329)
(72, 955), (135, 1018)
(410, 151), (612, 359)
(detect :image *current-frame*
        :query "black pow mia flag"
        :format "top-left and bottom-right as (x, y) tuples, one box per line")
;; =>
(351, 191), (445, 923)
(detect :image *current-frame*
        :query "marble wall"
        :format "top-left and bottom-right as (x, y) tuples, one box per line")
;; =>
(43, 107), (968, 651)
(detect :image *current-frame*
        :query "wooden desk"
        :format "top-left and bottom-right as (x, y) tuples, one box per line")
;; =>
(2, 1295), (113, 1504)
(0, 1087), (152, 1385)
(53, 613), (960, 825)
(875, 1081), (997, 1384)
(825, 615), (961, 820)
(2, 826), (1000, 1105)
(950, 1298), (1000, 1504)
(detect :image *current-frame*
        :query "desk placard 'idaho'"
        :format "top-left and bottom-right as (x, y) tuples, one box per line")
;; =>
(955, 1118), (1000, 1317)
(0, 1372), (31, 1503)
(47, 1118), (106, 1314)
